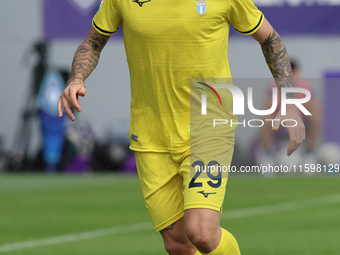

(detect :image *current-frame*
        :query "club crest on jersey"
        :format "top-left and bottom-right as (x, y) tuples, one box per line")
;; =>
(196, 0), (206, 15)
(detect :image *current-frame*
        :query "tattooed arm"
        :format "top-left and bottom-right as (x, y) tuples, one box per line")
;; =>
(58, 26), (110, 121)
(252, 18), (305, 156)
(260, 30), (295, 99)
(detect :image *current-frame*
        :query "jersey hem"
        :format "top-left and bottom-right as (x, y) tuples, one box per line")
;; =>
(130, 145), (190, 153)
(130, 138), (235, 153)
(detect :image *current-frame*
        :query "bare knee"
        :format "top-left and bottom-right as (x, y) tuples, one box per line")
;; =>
(185, 209), (221, 253)
(186, 226), (221, 253)
(187, 231), (211, 252)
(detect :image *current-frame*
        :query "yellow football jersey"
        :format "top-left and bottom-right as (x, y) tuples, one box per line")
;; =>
(93, 0), (263, 152)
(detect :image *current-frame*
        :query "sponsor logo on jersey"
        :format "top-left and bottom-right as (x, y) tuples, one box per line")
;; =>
(197, 191), (216, 198)
(196, 0), (207, 15)
(133, 0), (151, 7)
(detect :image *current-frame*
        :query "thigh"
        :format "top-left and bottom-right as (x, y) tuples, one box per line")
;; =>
(179, 143), (234, 212)
(135, 151), (185, 233)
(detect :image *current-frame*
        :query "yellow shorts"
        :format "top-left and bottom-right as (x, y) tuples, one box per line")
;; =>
(135, 143), (234, 232)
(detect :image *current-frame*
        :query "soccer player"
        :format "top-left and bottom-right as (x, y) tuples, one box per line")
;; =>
(57, 0), (305, 254)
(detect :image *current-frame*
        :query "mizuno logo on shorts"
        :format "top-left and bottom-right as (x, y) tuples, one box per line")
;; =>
(133, 0), (151, 7)
(197, 191), (216, 198)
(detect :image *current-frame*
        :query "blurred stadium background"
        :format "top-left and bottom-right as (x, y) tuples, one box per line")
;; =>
(0, 0), (340, 254)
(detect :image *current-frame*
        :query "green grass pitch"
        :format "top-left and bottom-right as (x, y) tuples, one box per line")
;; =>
(0, 174), (339, 254)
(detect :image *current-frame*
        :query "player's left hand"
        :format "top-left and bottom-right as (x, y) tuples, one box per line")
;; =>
(272, 104), (305, 156)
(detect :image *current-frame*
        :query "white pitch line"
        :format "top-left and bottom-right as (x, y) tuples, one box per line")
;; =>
(1, 194), (340, 253)
(0, 222), (152, 253)
(222, 193), (340, 220)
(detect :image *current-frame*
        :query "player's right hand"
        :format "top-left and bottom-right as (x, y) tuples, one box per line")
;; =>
(57, 78), (87, 121)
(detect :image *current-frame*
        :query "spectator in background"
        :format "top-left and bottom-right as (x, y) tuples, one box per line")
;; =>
(256, 60), (322, 167)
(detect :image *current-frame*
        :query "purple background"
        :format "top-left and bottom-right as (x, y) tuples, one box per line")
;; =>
(43, 0), (340, 40)
(43, 0), (123, 40)
(323, 73), (340, 145)
(259, 6), (340, 36)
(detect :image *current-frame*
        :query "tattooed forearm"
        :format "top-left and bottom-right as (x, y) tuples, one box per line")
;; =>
(68, 27), (109, 85)
(261, 30), (295, 99)
(69, 44), (99, 84)
(87, 30), (109, 52)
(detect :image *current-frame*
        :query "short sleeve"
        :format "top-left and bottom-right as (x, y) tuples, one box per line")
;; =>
(227, 0), (264, 35)
(92, 0), (122, 36)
